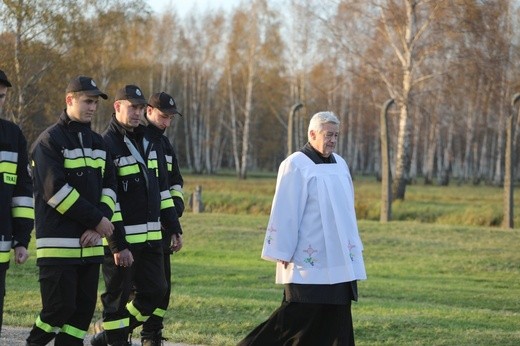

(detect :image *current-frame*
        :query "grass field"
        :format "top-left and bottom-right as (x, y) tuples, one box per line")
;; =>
(4, 175), (520, 345)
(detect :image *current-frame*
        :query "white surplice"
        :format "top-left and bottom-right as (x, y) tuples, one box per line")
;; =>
(262, 152), (367, 285)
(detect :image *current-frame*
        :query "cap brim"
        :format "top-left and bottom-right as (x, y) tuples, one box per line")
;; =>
(163, 108), (183, 117)
(148, 104), (183, 116)
(84, 90), (108, 100)
(127, 98), (148, 105)
(0, 79), (12, 88)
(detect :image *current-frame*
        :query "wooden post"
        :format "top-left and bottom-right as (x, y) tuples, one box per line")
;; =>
(380, 98), (394, 223)
(287, 102), (303, 157)
(191, 185), (204, 213)
(503, 94), (519, 228)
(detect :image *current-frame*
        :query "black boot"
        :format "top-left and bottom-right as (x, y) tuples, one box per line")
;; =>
(90, 330), (108, 346)
(141, 330), (166, 346)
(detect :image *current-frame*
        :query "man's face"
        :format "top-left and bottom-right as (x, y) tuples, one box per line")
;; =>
(146, 106), (173, 130)
(309, 122), (339, 158)
(66, 93), (100, 123)
(0, 85), (7, 115)
(115, 100), (145, 130)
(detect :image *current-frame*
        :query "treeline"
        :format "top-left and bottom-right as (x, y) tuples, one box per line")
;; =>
(1, 0), (519, 189)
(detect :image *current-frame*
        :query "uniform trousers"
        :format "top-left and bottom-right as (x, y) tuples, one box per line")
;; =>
(141, 248), (171, 336)
(100, 243), (166, 344)
(26, 263), (100, 346)
(0, 268), (6, 335)
(237, 299), (354, 346)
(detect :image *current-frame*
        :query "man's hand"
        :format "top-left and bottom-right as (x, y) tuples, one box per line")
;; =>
(80, 230), (101, 247)
(14, 246), (29, 264)
(170, 233), (183, 253)
(95, 216), (114, 237)
(114, 249), (134, 267)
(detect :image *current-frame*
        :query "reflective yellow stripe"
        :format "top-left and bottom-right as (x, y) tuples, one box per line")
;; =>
(126, 301), (148, 322)
(125, 230), (162, 243)
(101, 195), (115, 212)
(171, 190), (184, 199)
(11, 196), (34, 218)
(56, 189), (80, 214)
(0, 252), (10, 263)
(152, 308), (166, 318)
(147, 159), (158, 170)
(103, 318), (129, 331)
(37, 246), (103, 259)
(48, 184), (80, 214)
(118, 164), (140, 176)
(111, 211), (122, 222)
(12, 206), (34, 219)
(149, 230), (162, 240)
(161, 198), (174, 210)
(0, 162), (16, 174)
(167, 162), (172, 171)
(64, 157), (105, 170)
(101, 188), (116, 212)
(35, 315), (59, 334)
(161, 190), (174, 210)
(61, 324), (87, 339)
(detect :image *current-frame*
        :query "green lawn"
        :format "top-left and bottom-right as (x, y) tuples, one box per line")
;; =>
(4, 175), (520, 345)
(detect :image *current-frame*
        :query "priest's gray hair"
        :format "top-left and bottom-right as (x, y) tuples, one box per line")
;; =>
(308, 111), (340, 139)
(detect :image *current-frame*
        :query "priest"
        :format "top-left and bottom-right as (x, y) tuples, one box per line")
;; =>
(238, 111), (367, 346)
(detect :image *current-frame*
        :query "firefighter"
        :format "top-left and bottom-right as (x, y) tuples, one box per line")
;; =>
(0, 69), (34, 335)
(91, 85), (182, 346)
(139, 92), (185, 345)
(26, 76), (116, 346)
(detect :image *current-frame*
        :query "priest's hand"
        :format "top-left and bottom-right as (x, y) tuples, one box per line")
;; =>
(278, 260), (289, 269)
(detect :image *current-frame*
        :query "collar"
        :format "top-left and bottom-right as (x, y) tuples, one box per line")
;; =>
(59, 110), (91, 132)
(300, 142), (336, 164)
(109, 114), (146, 139)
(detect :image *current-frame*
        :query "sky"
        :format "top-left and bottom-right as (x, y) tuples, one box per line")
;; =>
(146, 0), (241, 17)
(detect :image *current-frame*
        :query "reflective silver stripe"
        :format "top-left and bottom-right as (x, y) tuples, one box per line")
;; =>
(124, 222), (161, 235)
(165, 155), (172, 164)
(172, 185), (183, 193)
(37, 237), (102, 248)
(115, 155), (137, 166)
(48, 184), (75, 208)
(63, 148), (106, 160)
(102, 188), (117, 202)
(11, 196), (34, 207)
(160, 190), (171, 199)
(147, 221), (161, 231)
(148, 151), (157, 160)
(0, 241), (11, 251)
(0, 151), (18, 162)
(114, 202), (121, 212)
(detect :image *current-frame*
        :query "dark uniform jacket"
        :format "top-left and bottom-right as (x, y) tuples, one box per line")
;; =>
(102, 116), (181, 253)
(30, 111), (117, 266)
(146, 123), (184, 249)
(0, 119), (33, 269)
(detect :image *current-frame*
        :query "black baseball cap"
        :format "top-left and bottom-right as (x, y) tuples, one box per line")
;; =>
(148, 92), (183, 116)
(66, 76), (108, 99)
(0, 69), (12, 87)
(114, 84), (147, 105)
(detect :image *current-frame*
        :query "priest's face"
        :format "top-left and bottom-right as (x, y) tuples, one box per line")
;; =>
(310, 122), (339, 158)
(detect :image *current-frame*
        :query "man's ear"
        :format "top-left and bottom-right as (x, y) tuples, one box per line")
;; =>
(65, 93), (74, 106)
